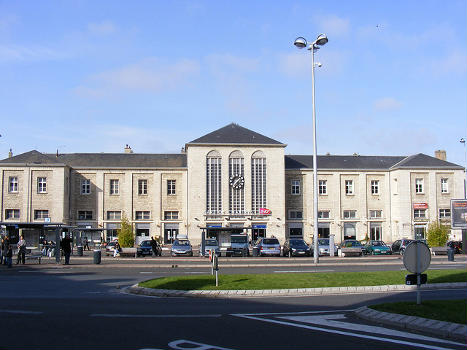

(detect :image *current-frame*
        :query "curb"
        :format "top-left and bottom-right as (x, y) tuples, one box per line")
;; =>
(127, 282), (467, 299)
(354, 306), (467, 342)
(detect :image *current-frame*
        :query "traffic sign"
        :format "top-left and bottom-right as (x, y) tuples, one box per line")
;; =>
(403, 241), (431, 274)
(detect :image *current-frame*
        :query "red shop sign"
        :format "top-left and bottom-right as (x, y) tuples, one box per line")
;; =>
(413, 203), (428, 209)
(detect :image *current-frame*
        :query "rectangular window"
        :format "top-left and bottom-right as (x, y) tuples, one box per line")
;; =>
(167, 180), (176, 195)
(164, 211), (179, 220)
(8, 177), (18, 193)
(415, 178), (424, 194)
(319, 180), (327, 195)
(343, 210), (356, 219)
(318, 210), (330, 219)
(37, 177), (47, 193)
(370, 223), (382, 240)
(439, 208), (451, 219)
(345, 180), (354, 195)
(135, 211), (150, 220)
(369, 210), (382, 219)
(34, 210), (49, 220)
(110, 179), (119, 195)
(291, 180), (300, 195)
(78, 211), (93, 220)
(106, 211), (121, 220)
(81, 179), (91, 194)
(288, 210), (303, 219)
(5, 209), (20, 219)
(138, 179), (148, 195)
(441, 178), (448, 194)
(371, 180), (379, 195)
(414, 209), (426, 218)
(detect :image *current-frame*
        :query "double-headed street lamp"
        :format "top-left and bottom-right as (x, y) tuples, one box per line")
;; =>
(294, 34), (328, 264)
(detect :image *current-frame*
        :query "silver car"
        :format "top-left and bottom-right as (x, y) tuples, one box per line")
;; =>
(313, 238), (338, 256)
(255, 237), (281, 257)
(171, 239), (193, 257)
(199, 238), (220, 257)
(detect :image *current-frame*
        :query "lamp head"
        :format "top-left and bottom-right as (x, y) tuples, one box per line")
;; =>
(315, 33), (328, 46)
(461, 138), (466, 144)
(294, 37), (307, 49)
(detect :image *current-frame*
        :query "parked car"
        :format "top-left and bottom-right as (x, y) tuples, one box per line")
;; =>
(254, 237), (281, 257)
(105, 241), (118, 256)
(391, 239), (415, 255)
(447, 241), (463, 254)
(312, 238), (339, 256)
(282, 239), (311, 257)
(364, 240), (392, 255)
(171, 239), (193, 257)
(137, 240), (161, 257)
(338, 240), (364, 257)
(199, 238), (220, 257)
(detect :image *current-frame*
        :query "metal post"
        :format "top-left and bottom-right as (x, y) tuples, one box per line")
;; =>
(201, 230), (205, 258)
(55, 227), (61, 264)
(215, 270), (218, 287)
(311, 44), (319, 264)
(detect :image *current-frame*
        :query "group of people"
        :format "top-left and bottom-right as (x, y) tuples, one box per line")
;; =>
(0, 235), (27, 268)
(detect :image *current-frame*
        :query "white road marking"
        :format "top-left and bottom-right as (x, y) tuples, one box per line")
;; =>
(90, 313), (223, 318)
(274, 269), (335, 273)
(0, 309), (43, 315)
(233, 313), (462, 350)
(139, 272), (154, 274)
(232, 309), (357, 317)
(279, 314), (464, 346)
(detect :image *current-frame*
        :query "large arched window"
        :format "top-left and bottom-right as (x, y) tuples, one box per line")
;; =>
(206, 151), (222, 215)
(251, 151), (266, 214)
(229, 150), (244, 215)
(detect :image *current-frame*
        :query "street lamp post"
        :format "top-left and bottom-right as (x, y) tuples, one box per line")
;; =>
(461, 138), (467, 198)
(294, 34), (328, 264)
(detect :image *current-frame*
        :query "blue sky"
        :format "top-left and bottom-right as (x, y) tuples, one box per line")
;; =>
(1, 0), (466, 166)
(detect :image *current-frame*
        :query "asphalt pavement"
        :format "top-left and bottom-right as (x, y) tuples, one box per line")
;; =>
(0, 254), (465, 349)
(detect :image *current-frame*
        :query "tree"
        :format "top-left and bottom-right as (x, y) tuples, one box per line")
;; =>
(426, 221), (449, 247)
(117, 215), (134, 247)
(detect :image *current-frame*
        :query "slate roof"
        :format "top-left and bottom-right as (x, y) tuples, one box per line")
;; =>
(187, 123), (284, 145)
(285, 154), (463, 170)
(0, 151), (187, 168)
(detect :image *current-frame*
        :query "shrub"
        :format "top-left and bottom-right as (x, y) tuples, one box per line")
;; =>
(426, 221), (449, 247)
(117, 215), (134, 247)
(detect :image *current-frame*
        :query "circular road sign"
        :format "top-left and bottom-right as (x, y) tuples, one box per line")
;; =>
(403, 241), (431, 274)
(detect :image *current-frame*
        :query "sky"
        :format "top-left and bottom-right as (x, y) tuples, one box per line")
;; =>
(1, 0), (466, 166)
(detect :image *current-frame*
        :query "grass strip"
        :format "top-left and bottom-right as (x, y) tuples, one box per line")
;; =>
(139, 269), (466, 291)
(370, 299), (467, 325)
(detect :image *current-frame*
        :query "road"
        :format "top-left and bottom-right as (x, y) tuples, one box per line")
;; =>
(0, 256), (465, 349)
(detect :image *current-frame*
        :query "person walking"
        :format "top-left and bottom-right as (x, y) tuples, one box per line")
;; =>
(150, 236), (159, 256)
(83, 236), (90, 251)
(61, 234), (72, 265)
(4, 236), (12, 268)
(16, 235), (27, 265)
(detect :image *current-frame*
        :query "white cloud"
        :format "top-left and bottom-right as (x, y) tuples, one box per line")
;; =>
(316, 14), (350, 37)
(206, 53), (260, 74)
(422, 49), (467, 75)
(87, 20), (117, 36)
(0, 44), (68, 62)
(278, 52), (309, 78)
(373, 97), (402, 111)
(74, 58), (200, 97)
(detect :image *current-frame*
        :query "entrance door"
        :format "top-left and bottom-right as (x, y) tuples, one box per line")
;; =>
(252, 228), (266, 242)
(414, 225), (426, 240)
(370, 223), (382, 240)
(136, 229), (150, 245)
(164, 228), (178, 244)
(318, 223), (330, 238)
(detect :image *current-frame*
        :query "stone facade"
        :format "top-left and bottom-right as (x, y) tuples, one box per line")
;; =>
(0, 125), (465, 245)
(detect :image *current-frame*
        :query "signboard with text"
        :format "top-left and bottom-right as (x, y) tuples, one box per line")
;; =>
(451, 199), (467, 229)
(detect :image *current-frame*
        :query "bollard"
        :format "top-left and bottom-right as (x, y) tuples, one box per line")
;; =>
(447, 248), (455, 261)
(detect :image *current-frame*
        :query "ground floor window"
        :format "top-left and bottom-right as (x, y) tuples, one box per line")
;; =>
(288, 223), (303, 238)
(106, 223), (120, 242)
(414, 225), (426, 240)
(343, 222), (356, 240)
(164, 223), (179, 244)
(370, 222), (382, 240)
(318, 222), (330, 238)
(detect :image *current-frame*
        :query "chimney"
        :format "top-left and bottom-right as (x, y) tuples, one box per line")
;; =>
(8, 148), (12, 158)
(124, 144), (133, 154)
(434, 150), (446, 161)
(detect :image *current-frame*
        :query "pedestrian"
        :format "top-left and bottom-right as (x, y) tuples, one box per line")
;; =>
(61, 234), (72, 265)
(83, 236), (90, 251)
(150, 236), (159, 256)
(113, 241), (121, 258)
(16, 235), (27, 265)
(0, 236), (4, 265)
(4, 236), (12, 268)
